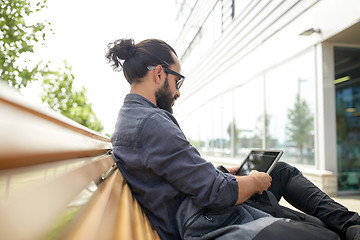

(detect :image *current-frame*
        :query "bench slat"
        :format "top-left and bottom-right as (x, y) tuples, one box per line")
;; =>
(59, 165), (120, 240)
(0, 149), (110, 170)
(115, 171), (160, 240)
(60, 169), (159, 240)
(0, 155), (114, 240)
(0, 89), (111, 170)
(132, 194), (160, 239)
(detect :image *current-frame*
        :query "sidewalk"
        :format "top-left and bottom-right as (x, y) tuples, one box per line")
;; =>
(280, 195), (360, 213)
(331, 195), (360, 213)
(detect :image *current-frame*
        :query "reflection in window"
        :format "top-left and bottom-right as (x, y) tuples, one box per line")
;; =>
(182, 49), (316, 167)
(335, 46), (360, 192)
(210, 97), (223, 156)
(265, 48), (316, 165)
(221, 92), (233, 157)
(183, 107), (203, 150)
(234, 77), (264, 158)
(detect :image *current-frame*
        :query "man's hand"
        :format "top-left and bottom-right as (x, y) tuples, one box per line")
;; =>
(234, 170), (272, 205)
(249, 170), (272, 194)
(226, 166), (240, 175)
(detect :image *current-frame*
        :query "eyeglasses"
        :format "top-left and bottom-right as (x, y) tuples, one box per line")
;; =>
(147, 66), (185, 90)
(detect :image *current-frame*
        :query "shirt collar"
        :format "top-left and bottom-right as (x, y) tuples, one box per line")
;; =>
(124, 93), (157, 108)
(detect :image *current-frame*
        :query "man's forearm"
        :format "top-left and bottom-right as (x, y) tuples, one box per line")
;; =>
(234, 175), (259, 204)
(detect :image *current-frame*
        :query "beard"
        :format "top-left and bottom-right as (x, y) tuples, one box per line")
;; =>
(155, 76), (174, 114)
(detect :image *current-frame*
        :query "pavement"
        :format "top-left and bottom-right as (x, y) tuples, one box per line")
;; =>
(280, 195), (360, 213)
(333, 195), (360, 213)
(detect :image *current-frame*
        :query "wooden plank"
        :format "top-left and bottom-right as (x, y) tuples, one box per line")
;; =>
(60, 169), (159, 240)
(60, 167), (121, 240)
(115, 172), (160, 240)
(0, 149), (110, 170)
(0, 155), (114, 240)
(0, 156), (96, 197)
(132, 195), (160, 239)
(0, 85), (112, 170)
(132, 197), (149, 239)
(95, 170), (124, 240)
(117, 174), (135, 239)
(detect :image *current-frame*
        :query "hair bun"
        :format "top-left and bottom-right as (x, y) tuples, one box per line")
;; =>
(106, 38), (137, 71)
(114, 38), (137, 60)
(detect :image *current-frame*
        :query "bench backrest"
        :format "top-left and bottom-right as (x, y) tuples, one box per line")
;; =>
(0, 84), (159, 240)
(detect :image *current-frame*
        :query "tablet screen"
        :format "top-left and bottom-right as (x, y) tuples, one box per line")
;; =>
(234, 150), (283, 176)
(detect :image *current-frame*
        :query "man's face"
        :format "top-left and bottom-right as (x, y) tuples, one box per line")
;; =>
(155, 54), (182, 113)
(155, 75), (175, 114)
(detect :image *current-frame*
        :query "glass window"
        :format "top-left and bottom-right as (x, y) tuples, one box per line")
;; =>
(234, 77), (264, 159)
(265, 48), (316, 165)
(335, 46), (360, 192)
(184, 92), (233, 159)
(221, 92), (234, 157)
(184, 100), (215, 157)
(182, 107), (203, 150)
(208, 96), (224, 157)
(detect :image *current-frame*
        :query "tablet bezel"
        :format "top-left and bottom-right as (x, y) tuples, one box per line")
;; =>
(234, 149), (283, 176)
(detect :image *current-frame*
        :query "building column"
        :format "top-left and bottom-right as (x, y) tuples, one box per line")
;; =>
(315, 43), (338, 173)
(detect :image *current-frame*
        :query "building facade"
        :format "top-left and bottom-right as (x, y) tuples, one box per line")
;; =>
(172, 0), (360, 195)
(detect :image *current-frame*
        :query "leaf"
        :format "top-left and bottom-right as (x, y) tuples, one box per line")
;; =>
(0, 0), (50, 88)
(41, 63), (104, 132)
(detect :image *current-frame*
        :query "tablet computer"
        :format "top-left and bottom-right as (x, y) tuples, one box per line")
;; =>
(234, 149), (283, 176)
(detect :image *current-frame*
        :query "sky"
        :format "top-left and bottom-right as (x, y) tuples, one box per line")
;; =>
(22, 0), (179, 134)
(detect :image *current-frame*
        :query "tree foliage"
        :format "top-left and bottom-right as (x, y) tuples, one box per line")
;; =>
(0, 0), (49, 88)
(1, 0), (104, 133)
(41, 63), (104, 132)
(286, 94), (314, 159)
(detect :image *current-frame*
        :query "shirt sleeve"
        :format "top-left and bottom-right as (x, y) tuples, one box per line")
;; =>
(140, 111), (238, 208)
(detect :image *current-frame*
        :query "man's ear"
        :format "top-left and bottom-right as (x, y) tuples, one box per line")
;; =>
(154, 65), (163, 85)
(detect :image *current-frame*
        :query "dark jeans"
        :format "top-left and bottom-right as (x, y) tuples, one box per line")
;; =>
(268, 162), (360, 236)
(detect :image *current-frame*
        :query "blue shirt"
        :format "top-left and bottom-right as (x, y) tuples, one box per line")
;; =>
(111, 94), (239, 239)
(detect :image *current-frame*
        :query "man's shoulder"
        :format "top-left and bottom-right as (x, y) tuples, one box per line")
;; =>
(141, 109), (179, 134)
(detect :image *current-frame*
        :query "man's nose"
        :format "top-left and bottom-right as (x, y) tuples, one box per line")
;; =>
(175, 90), (180, 100)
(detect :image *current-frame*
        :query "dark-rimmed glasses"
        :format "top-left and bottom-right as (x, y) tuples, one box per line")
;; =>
(147, 66), (185, 90)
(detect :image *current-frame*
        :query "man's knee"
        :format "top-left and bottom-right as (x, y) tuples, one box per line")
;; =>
(275, 161), (289, 169)
(273, 161), (292, 173)
(271, 161), (302, 178)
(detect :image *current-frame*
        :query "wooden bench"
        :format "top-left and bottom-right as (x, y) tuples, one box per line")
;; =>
(0, 84), (160, 240)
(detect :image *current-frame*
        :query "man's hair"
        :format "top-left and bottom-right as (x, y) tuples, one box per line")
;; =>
(106, 38), (177, 84)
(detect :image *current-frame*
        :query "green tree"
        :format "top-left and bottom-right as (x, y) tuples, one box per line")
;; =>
(1, 0), (104, 132)
(41, 63), (104, 132)
(0, 0), (50, 88)
(286, 94), (314, 161)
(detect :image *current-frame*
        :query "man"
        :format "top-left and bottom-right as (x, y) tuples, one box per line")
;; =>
(107, 38), (360, 240)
